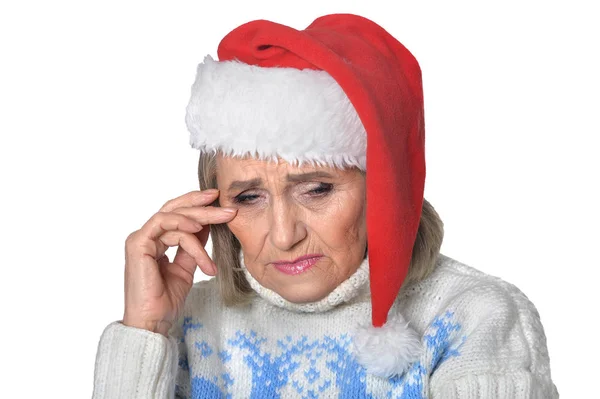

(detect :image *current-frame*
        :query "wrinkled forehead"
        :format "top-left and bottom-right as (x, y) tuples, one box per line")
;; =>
(216, 153), (338, 177)
(214, 153), (362, 187)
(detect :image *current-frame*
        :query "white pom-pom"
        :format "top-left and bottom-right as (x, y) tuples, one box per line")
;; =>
(352, 312), (422, 378)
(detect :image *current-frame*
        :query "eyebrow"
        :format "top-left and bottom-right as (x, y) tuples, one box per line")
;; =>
(227, 171), (335, 192)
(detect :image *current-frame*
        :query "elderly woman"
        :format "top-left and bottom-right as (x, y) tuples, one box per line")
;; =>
(93, 13), (558, 399)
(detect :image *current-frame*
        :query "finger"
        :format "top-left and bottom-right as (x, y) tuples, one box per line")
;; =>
(159, 231), (215, 276)
(157, 247), (202, 288)
(125, 230), (163, 261)
(173, 244), (216, 277)
(160, 189), (220, 213)
(195, 224), (211, 247)
(157, 253), (170, 269)
(151, 223), (211, 262)
(171, 206), (238, 226)
(140, 212), (204, 241)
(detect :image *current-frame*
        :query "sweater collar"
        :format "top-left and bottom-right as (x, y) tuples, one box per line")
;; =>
(239, 251), (370, 313)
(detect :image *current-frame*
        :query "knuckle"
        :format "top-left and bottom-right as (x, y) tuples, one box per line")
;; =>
(160, 198), (174, 211)
(125, 231), (138, 245)
(154, 211), (168, 220)
(176, 231), (197, 248)
(150, 211), (170, 226)
(160, 230), (179, 245)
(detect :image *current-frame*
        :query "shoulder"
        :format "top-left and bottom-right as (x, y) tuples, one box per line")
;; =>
(407, 254), (557, 397)
(420, 254), (551, 361)
(411, 253), (545, 321)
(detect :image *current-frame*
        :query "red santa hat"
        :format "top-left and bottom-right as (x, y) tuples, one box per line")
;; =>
(185, 13), (425, 377)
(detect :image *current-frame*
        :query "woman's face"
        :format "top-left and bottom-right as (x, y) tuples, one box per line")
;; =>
(216, 155), (367, 303)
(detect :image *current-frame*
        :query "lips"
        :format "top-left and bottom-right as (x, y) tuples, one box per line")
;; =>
(271, 254), (323, 275)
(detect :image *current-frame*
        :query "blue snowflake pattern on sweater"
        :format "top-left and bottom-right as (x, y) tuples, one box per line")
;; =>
(180, 311), (465, 398)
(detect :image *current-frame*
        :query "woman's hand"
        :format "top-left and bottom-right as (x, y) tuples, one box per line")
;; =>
(122, 189), (237, 336)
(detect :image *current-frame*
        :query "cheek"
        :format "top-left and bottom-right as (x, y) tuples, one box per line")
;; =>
(226, 210), (268, 250)
(306, 197), (366, 242)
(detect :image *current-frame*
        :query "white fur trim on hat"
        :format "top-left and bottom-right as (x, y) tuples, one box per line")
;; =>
(185, 55), (367, 170)
(352, 312), (422, 378)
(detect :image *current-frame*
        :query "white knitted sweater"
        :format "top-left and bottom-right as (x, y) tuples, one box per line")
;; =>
(93, 253), (558, 398)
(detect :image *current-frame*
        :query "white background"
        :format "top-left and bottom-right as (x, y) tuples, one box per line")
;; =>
(1, 0), (597, 397)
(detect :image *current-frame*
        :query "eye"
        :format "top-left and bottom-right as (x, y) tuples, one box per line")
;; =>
(307, 183), (333, 196)
(232, 192), (261, 204)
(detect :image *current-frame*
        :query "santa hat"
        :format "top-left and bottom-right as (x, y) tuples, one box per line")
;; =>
(185, 13), (425, 377)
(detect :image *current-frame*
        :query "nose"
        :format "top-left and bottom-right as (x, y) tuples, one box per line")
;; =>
(268, 197), (307, 251)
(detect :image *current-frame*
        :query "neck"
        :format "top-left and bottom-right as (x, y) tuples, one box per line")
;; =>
(239, 252), (371, 313)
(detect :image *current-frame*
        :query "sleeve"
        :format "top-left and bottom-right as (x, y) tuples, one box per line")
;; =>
(428, 280), (559, 399)
(92, 316), (187, 399)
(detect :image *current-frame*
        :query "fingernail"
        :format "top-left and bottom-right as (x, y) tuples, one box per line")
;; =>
(221, 207), (237, 214)
(202, 189), (219, 195)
